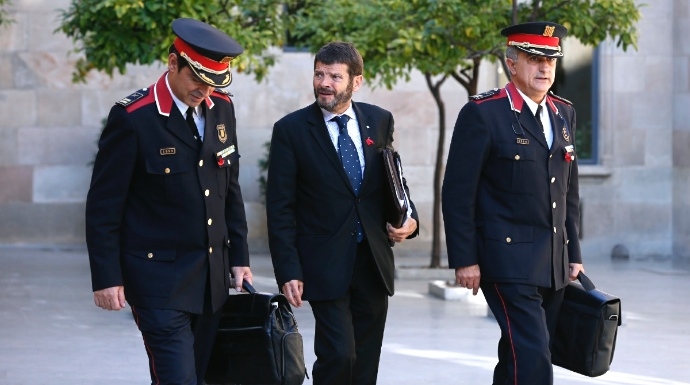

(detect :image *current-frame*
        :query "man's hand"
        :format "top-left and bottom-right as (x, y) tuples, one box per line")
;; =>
(231, 266), (253, 292)
(455, 264), (481, 296)
(94, 286), (126, 310)
(569, 263), (585, 281)
(282, 280), (304, 308)
(387, 217), (418, 243)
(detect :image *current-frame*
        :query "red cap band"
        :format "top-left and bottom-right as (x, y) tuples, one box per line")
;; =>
(507, 33), (560, 50)
(173, 37), (229, 73)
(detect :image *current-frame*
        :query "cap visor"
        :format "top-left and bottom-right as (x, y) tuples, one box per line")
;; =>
(515, 46), (563, 58)
(189, 66), (232, 87)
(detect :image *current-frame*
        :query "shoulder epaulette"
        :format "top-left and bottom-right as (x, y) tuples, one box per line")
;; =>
(548, 91), (572, 105)
(116, 88), (150, 107)
(470, 88), (501, 101)
(214, 88), (233, 97)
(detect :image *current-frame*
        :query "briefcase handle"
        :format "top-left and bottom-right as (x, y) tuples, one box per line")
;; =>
(241, 280), (257, 294)
(576, 272), (596, 292)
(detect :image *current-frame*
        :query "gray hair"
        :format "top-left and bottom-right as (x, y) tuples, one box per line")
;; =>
(505, 46), (519, 61)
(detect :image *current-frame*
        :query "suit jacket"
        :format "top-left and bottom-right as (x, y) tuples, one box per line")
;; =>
(266, 102), (419, 301)
(85, 72), (249, 313)
(442, 82), (581, 290)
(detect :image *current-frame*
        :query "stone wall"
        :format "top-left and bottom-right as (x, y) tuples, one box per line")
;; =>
(0, 0), (471, 258)
(1, 0), (688, 266)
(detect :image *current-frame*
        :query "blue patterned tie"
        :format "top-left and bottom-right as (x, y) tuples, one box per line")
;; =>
(332, 115), (364, 242)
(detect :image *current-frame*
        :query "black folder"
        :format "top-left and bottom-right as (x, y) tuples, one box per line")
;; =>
(382, 149), (409, 228)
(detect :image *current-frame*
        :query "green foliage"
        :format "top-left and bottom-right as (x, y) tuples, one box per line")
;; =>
(57, 0), (293, 83)
(0, 0), (13, 26)
(291, 0), (640, 94)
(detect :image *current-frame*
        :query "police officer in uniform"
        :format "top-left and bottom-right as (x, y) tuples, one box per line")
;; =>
(442, 22), (584, 385)
(85, 18), (252, 385)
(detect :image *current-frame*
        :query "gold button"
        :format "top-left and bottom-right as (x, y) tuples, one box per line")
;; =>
(551, 177), (556, 183)
(209, 247), (213, 254)
(208, 218), (213, 225)
(506, 237), (512, 243)
(164, 168), (170, 174)
(566, 239), (570, 244)
(205, 189), (210, 196)
(552, 202), (557, 209)
(514, 155), (520, 160)
(199, 160), (204, 167)
(549, 154), (553, 158)
(553, 227), (557, 233)
(147, 253), (153, 259)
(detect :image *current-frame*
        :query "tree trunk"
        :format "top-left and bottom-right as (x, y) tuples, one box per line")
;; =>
(425, 73), (447, 268)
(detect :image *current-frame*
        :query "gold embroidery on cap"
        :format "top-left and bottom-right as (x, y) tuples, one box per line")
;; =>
(543, 26), (555, 37)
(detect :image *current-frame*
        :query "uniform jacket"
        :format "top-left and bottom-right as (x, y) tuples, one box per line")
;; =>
(85, 72), (249, 313)
(442, 82), (581, 290)
(266, 102), (419, 301)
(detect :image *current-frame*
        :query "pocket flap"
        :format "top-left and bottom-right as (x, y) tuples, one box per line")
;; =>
(484, 223), (533, 244)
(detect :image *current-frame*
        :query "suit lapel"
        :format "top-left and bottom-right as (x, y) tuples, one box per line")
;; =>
(306, 103), (354, 190)
(168, 105), (201, 150)
(352, 102), (377, 189)
(506, 82), (548, 149)
(518, 108), (548, 149)
(203, 101), (216, 150)
(546, 96), (568, 155)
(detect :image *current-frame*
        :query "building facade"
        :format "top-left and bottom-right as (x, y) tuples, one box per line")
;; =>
(0, 0), (687, 267)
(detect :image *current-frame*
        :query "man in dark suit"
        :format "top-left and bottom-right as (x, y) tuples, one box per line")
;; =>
(442, 22), (585, 385)
(266, 41), (419, 384)
(85, 18), (252, 385)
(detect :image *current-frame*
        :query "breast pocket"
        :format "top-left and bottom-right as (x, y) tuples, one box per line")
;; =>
(496, 143), (538, 194)
(145, 156), (192, 200)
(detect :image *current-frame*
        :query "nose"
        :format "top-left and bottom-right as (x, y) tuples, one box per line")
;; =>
(200, 84), (214, 96)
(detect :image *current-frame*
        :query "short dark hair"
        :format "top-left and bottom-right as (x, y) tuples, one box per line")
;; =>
(314, 41), (363, 78)
(169, 44), (190, 71)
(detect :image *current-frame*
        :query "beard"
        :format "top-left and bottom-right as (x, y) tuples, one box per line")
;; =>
(314, 79), (354, 112)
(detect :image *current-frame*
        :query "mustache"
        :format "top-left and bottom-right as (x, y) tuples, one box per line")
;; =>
(317, 87), (334, 95)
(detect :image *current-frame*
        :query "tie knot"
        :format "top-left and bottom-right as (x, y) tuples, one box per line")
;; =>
(187, 107), (195, 119)
(331, 114), (350, 133)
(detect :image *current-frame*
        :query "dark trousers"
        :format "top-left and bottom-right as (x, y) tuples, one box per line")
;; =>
(309, 240), (389, 385)
(131, 302), (222, 385)
(481, 281), (565, 385)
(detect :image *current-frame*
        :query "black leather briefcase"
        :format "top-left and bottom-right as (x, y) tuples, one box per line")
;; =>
(551, 272), (622, 377)
(205, 282), (307, 385)
(382, 148), (409, 228)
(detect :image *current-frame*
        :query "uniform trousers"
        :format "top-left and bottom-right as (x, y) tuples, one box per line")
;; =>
(131, 282), (222, 385)
(480, 281), (565, 385)
(309, 239), (389, 385)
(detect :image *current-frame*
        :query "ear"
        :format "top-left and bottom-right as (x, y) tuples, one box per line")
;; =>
(352, 74), (363, 92)
(506, 58), (517, 76)
(168, 53), (178, 72)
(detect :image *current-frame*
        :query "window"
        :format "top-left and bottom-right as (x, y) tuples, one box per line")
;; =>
(552, 38), (597, 163)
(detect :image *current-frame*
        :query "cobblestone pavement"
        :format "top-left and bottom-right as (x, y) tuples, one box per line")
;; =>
(1, 246), (689, 385)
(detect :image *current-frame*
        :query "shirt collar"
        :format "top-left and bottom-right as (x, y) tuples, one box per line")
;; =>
(515, 87), (545, 116)
(321, 103), (356, 123)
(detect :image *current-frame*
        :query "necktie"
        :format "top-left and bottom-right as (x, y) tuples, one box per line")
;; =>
(186, 107), (201, 142)
(331, 115), (364, 242)
(535, 105), (545, 133)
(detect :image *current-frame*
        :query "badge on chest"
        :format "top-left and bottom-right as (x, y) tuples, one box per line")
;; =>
(216, 145), (236, 167)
